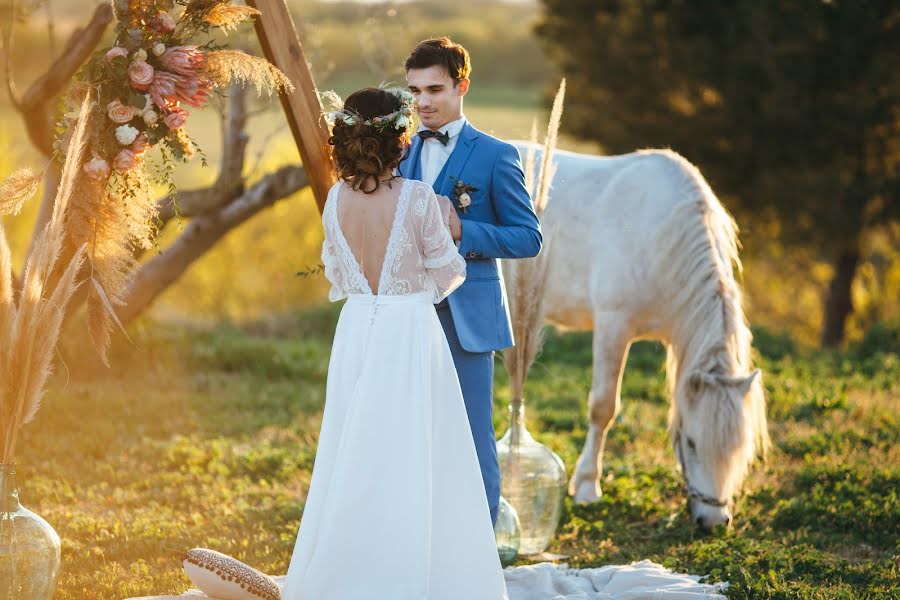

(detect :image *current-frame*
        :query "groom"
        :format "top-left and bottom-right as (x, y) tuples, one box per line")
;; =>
(399, 37), (542, 526)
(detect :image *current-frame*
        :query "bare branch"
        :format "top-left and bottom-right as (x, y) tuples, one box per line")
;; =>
(119, 164), (308, 323)
(213, 82), (249, 199)
(45, 0), (58, 62)
(154, 187), (215, 225)
(153, 84), (249, 228)
(4, 0), (23, 110)
(18, 3), (113, 155)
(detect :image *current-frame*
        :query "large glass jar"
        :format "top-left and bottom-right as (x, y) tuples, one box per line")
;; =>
(0, 464), (61, 600)
(496, 401), (567, 555)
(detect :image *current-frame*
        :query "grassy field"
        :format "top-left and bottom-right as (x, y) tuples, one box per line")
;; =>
(11, 306), (898, 599)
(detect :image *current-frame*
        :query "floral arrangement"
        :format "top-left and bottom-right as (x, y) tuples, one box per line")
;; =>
(321, 87), (416, 131)
(52, 0), (293, 364)
(68, 0), (291, 185)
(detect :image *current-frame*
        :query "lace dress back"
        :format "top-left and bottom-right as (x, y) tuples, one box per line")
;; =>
(321, 178), (466, 303)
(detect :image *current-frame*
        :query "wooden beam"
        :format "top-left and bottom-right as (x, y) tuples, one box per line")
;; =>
(247, 0), (335, 214)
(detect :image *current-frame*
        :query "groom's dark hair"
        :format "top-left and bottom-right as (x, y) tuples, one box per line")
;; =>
(404, 37), (471, 85)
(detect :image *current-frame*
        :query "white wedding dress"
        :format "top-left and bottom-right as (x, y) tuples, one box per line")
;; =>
(280, 178), (509, 599)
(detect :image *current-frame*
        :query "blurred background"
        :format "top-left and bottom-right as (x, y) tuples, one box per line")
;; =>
(1, 0), (895, 349)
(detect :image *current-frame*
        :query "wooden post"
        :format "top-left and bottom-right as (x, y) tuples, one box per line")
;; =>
(247, 0), (335, 214)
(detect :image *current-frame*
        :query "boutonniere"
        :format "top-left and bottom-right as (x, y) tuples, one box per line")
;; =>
(452, 179), (478, 213)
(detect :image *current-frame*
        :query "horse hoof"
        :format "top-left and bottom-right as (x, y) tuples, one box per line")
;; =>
(570, 478), (601, 504)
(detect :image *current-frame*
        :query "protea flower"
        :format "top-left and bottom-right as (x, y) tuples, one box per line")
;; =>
(149, 71), (179, 110)
(160, 46), (205, 78)
(173, 74), (211, 108)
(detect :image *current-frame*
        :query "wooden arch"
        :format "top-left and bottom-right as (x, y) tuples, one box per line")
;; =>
(247, 0), (335, 214)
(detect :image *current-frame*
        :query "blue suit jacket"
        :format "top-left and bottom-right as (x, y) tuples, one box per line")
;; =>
(399, 122), (542, 353)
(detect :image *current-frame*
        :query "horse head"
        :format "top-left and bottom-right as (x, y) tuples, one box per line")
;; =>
(672, 363), (767, 530)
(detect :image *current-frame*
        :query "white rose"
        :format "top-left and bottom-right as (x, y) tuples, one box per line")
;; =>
(82, 157), (110, 181)
(153, 43), (166, 56)
(395, 114), (409, 129)
(115, 124), (140, 145)
(458, 192), (472, 207)
(143, 109), (159, 125)
(133, 48), (148, 62)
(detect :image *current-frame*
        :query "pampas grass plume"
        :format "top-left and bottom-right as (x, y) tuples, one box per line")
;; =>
(203, 4), (261, 32)
(1, 94), (93, 464)
(502, 79), (565, 409)
(0, 169), (41, 217)
(204, 50), (295, 97)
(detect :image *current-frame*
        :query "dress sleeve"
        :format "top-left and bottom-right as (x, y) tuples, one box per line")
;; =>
(321, 201), (348, 302)
(420, 185), (466, 302)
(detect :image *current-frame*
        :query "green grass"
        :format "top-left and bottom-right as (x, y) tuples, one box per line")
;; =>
(11, 310), (900, 599)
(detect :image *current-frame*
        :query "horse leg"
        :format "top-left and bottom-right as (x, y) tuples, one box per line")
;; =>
(570, 312), (631, 503)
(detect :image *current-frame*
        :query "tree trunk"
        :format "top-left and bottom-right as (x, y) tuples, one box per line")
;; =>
(821, 245), (860, 347)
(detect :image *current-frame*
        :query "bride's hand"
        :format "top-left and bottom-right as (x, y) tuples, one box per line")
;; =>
(435, 194), (454, 226)
(436, 195), (462, 241)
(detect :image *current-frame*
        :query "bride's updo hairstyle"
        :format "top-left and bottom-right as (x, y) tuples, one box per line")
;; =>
(328, 87), (414, 193)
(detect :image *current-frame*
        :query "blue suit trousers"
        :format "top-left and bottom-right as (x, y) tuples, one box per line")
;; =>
(435, 301), (500, 527)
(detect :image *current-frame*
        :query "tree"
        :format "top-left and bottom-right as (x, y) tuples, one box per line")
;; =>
(2, 3), (309, 345)
(536, 0), (899, 346)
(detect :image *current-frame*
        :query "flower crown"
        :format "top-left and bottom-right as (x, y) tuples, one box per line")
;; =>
(322, 86), (416, 132)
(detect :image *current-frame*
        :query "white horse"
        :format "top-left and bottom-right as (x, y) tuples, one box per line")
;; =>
(507, 144), (769, 529)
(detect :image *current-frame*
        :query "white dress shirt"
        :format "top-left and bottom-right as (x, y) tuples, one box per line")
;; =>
(417, 115), (467, 187)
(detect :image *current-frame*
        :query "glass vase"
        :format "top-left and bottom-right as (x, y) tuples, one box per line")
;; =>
(0, 464), (61, 600)
(494, 495), (520, 567)
(496, 401), (567, 555)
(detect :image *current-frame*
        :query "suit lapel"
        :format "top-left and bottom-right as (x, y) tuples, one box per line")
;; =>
(402, 135), (423, 180)
(438, 123), (479, 197)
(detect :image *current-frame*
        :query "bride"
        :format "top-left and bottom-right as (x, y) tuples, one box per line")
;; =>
(279, 86), (509, 599)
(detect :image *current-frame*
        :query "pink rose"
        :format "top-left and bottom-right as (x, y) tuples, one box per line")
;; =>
(154, 11), (176, 32)
(82, 157), (109, 181)
(107, 99), (135, 124)
(131, 134), (149, 154)
(164, 108), (189, 130)
(128, 60), (155, 92)
(113, 149), (140, 172)
(160, 46), (205, 77)
(105, 46), (128, 61)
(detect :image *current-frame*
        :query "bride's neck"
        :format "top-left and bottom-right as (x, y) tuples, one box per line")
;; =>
(357, 170), (397, 193)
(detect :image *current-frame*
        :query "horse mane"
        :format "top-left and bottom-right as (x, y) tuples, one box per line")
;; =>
(641, 149), (769, 494)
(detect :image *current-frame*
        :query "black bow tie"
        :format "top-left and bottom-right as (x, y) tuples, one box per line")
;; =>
(418, 129), (450, 146)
